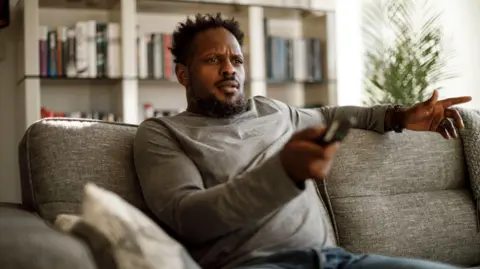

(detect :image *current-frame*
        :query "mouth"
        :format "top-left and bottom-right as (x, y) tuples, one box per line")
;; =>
(216, 81), (239, 93)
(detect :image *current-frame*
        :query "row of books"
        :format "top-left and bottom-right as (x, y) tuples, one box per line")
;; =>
(38, 21), (323, 83)
(266, 36), (323, 82)
(137, 32), (176, 80)
(41, 107), (122, 122)
(39, 20), (121, 78)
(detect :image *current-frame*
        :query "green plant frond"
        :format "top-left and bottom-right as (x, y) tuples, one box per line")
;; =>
(363, 0), (456, 106)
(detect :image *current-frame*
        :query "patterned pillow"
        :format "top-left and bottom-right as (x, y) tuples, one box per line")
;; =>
(55, 183), (200, 269)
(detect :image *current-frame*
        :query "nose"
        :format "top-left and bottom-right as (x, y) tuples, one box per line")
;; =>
(220, 59), (235, 77)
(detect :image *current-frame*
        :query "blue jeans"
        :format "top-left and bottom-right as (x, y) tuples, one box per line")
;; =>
(235, 247), (460, 269)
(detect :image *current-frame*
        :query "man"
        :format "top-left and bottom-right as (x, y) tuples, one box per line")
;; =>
(133, 13), (472, 269)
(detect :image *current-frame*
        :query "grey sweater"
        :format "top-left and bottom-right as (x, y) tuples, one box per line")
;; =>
(133, 96), (390, 269)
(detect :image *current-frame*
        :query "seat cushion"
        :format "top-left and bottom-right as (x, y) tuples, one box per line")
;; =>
(324, 129), (480, 267)
(18, 118), (147, 223)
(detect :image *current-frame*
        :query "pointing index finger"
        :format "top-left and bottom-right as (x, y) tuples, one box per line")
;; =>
(440, 96), (472, 108)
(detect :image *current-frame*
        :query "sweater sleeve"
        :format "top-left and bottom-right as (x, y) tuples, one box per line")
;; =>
(133, 120), (304, 246)
(270, 99), (391, 133)
(316, 105), (391, 133)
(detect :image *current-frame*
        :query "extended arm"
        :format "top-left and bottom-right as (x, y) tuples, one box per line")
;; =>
(133, 120), (303, 245)
(272, 98), (392, 133)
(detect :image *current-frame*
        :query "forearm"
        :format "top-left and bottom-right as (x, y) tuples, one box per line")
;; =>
(318, 105), (391, 133)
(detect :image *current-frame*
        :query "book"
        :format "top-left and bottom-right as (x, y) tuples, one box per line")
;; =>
(264, 26), (324, 83)
(38, 21), (121, 78)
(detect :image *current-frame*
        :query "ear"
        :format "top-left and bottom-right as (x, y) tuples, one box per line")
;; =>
(175, 64), (188, 87)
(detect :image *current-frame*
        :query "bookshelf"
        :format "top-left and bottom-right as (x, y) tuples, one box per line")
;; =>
(12, 0), (337, 131)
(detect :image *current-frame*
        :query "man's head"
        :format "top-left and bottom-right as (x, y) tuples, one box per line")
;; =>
(171, 13), (247, 118)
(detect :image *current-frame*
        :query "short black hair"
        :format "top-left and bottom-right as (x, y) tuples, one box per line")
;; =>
(170, 13), (245, 65)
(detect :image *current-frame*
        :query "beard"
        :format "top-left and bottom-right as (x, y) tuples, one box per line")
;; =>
(188, 83), (247, 118)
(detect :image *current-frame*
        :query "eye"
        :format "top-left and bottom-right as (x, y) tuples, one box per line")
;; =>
(206, 57), (219, 63)
(233, 59), (244, 64)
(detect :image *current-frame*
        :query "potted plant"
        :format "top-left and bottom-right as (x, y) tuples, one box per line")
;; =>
(362, 0), (455, 106)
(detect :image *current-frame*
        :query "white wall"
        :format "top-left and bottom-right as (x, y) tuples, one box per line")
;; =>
(336, 0), (480, 108)
(435, 0), (480, 108)
(335, 0), (364, 106)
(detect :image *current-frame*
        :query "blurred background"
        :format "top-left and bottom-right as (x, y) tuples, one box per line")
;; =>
(0, 0), (479, 203)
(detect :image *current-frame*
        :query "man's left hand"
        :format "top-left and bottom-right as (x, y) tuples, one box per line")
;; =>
(402, 90), (472, 139)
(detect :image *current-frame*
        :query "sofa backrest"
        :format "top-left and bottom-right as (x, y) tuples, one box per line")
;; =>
(18, 118), (147, 223)
(321, 129), (480, 267)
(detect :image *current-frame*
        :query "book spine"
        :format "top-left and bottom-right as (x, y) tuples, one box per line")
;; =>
(314, 38), (323, 81)
(158, 33), (164, 79)
(138, 34), (147, 79)
(75, 21), (88, 78)
(38, 26), (48, 77)
(170, 47), (176, 82)
(266, 36), (273, 80)
(293, 38), (306, 82)
(162, 33), (172, 79)
(47, 30), (57, 77)
(153, 33), (162, 79)
(56, 27), (63, 77)
(87, 20), (97, 78)
(60, 27), (69, 76)
(272, 37), (279, 80)
(147, 34), (153, 78)
(96, 22), (107, 78)
(66, 28), (77, 77)
(107, 23), (120, 78)
(278, 38), (286, 81)
(287, 39), (294, 81)
(307, 38), (314, 81)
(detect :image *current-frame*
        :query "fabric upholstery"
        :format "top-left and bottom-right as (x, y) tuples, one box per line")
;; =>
(0, 206), (96, 269)
(456, 107), (480, 224)
(18, 118), (148, 223)
(17, 117), (480, 268)
(78, 183), (200, 269)
(325, 129), (480, 267)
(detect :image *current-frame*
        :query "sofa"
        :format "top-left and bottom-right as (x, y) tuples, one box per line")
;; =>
(1, 117), (479, 269)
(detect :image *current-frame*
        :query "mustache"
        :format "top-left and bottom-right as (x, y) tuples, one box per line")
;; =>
(215, 76), (239, 86)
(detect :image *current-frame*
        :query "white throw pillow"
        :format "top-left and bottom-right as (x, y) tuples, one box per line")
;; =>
(65, 183), (200, 269)
(54, 213), (82, 232)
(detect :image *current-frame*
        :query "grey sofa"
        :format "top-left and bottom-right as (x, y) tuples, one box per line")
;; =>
(1, 117), (480, 269)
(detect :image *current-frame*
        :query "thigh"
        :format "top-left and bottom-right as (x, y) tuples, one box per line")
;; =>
(343, 254), (461, 269)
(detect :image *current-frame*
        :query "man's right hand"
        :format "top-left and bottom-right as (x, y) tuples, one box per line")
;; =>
(280, 127), (340, 182)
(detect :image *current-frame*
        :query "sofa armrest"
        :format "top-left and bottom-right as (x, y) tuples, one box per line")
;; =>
(0, 204), (97, 269)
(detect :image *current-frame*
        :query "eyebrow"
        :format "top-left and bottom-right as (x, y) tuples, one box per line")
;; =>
(202, 52), (243, 58)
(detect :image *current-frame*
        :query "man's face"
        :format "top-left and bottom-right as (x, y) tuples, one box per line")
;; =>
(179, 27), (247, 118)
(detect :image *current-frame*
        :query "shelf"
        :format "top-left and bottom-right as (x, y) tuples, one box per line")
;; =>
(266, 79), (330, 85)
(137, 0), (333, 13)
(19, 75), (126, 85)
(19, 76), (335, 85)
(39, 0), (120, 9)
(137, 0), (249, 15)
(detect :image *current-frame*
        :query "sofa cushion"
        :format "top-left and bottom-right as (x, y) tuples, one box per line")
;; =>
(18, 118), (148, 223)
(66, 183), (200, 269)
(324, 129), (480, 267)
(0, 205), (96, 269)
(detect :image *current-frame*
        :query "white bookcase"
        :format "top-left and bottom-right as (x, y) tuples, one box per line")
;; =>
(12, 0), (337, 132)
